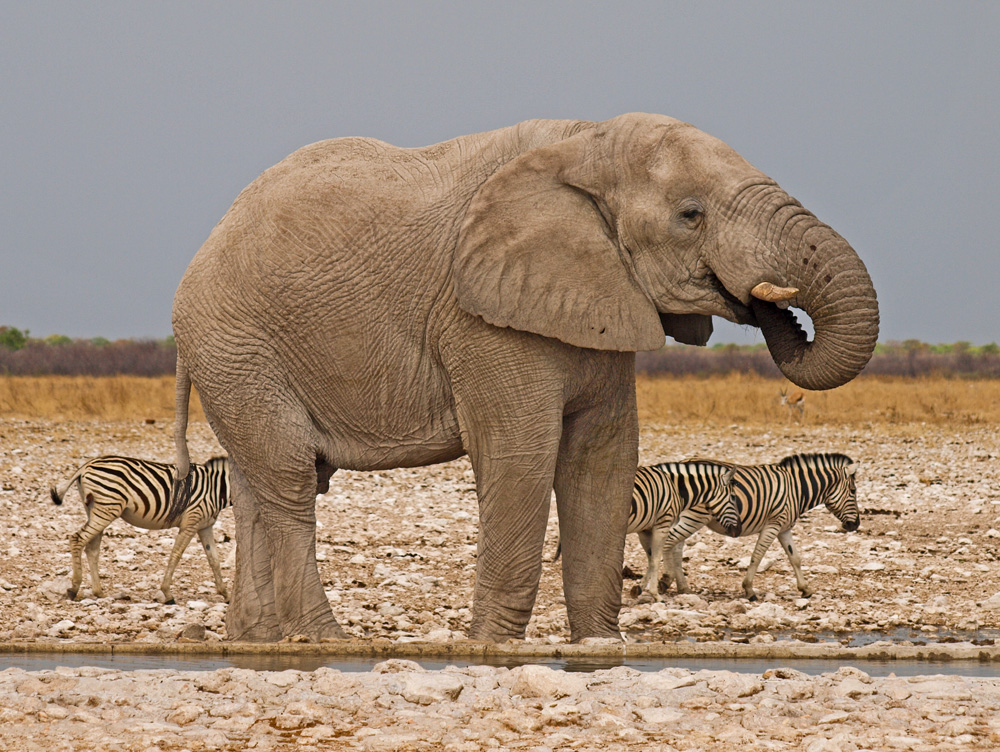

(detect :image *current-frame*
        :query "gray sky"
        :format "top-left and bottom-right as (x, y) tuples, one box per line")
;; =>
(2, 2), (998, 345)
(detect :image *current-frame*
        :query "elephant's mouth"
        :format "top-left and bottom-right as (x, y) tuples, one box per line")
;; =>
(707, 272), (757, 326)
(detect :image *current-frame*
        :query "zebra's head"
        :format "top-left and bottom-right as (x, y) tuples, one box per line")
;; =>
(703, 464), (742, 538)
(819, 455), (859, 532)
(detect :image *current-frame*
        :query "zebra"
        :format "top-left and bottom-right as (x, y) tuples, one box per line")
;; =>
(624, 460), (742, 601)
(50, 455), (231, 604)
(661, 453), (859, 600)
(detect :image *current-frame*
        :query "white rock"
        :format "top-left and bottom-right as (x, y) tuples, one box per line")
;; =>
(981, 592), (1000, 609)
(508, 665), (587, 699)
(835, 677), (875, 699)
(165, 703), (203, 726)
(423, 628), (453, 642)
(393, 673), (464, 704)
(635, 706), (684, 724)
(47, 619), (75, 636)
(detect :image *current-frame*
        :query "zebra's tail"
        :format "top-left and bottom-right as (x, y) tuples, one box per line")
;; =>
(170, 352), (193, 515)
(49, 467), (83, 506)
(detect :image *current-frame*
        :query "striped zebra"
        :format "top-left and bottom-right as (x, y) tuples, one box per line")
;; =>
(627, 460), (742, 601)
(662, 453), (859, 600)
(50, 455), (231, 604)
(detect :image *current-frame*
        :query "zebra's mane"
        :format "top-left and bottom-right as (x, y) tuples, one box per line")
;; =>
(648, 459), (731, 474)
(778, 452), (853, 468)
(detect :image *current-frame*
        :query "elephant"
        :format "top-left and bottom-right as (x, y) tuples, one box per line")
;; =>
(171, 113), (879, 643)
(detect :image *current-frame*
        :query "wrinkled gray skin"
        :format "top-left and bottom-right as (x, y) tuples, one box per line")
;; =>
(172, 113), (879, 643)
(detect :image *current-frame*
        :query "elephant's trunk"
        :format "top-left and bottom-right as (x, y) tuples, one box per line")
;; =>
(752, 226), (879, 391)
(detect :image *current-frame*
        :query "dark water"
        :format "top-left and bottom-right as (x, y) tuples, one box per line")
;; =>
(2, 652), (997, 677)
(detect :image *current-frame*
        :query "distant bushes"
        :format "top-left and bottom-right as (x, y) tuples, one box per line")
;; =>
(2, 325), (999, 378)
(0, 329), (175, 376)
(638, 340), (1000, 379)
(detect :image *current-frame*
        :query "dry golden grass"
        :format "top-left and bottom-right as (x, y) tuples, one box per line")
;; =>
(0, 376), (204, 421)
(637, 374), (1000, 426)
(2, 374), (997, 426)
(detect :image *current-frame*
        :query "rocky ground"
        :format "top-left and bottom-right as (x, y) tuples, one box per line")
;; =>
(1, 416), (1000, 749)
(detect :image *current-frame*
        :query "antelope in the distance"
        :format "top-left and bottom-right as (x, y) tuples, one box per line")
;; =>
(780, 387), (805, 422)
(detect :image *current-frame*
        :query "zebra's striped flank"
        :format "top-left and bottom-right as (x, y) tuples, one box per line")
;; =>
(663, 452), (860, 600)
(50, 455), (231, 604)
(626, 460), (740, 601)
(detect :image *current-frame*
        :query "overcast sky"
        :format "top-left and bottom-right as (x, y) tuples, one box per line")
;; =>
(2, 2), (998, 346)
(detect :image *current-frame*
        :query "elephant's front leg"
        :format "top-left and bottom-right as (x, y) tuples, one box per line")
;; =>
(555, 400), (638, 642)
(464, 418), (562, 642)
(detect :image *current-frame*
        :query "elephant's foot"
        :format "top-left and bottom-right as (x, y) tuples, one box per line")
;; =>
(225, 597), (282, 642)
(227, 621), (284, 643)
(467, 619), (527, 643)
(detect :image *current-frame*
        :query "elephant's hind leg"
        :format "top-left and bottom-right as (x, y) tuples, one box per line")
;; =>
(225, 447), (347, 642)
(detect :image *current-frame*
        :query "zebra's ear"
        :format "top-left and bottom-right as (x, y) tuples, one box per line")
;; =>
(722, 465), (736, 484)
(845, 463), (858, 476)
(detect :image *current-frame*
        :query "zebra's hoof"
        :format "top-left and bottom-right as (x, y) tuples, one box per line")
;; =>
(748, 594), (758, 602)
(164, 598), (176, 606)
(66, 589), (77, 600)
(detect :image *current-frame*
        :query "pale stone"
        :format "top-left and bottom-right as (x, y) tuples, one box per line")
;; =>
(835, 677), (875, 699)
(165, 703), (203, 726)
(635, 706), (684, 724)
(508, 665), (587, 699)
(395, 672), (464, 704)
(857, 562), (885, 571)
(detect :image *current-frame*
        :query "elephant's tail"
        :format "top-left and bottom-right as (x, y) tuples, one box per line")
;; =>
(171, 353), (193, 514)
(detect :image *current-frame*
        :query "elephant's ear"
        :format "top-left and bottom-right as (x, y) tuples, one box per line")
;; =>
(453, 132), (665, 352)
(659, 313), (714, 346)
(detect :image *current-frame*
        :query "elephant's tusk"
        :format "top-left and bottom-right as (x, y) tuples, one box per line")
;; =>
(751, 282), (799, 303)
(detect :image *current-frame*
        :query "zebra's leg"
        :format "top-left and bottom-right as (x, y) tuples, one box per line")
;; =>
(68, 499), (118, 599)
(665, 541), (688, 594)
(743, 525), (781, 601)
(197, 524), (229, 601)
(83, 531), (105, 598)
(160, 526), (198, 604)
(636, 529), (656, 598)
(777, 529), (812, 597)
(661, 513), (706, 595)
(68, 528), (86, 599)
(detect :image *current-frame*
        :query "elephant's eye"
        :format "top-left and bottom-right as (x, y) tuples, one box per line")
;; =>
(680, 207), (702, 221)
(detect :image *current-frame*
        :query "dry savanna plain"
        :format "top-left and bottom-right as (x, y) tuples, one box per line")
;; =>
(1, 374), (1000, 750)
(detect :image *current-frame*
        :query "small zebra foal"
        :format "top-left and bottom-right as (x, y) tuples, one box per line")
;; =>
(627, 460), (741, 601)
(50, 455), (231, 604)
(662, 453), (859, 600)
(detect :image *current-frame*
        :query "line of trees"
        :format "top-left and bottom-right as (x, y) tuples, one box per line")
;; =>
(0, 327), (176, 376)
(3, 326), (999, 378)
(638, 340), (1000, 378)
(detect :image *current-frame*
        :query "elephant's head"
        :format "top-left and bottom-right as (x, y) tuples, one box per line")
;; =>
(454, 113), (879, 390)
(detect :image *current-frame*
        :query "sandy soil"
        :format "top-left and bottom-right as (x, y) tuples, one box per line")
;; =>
(1, 416), (998, 646)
